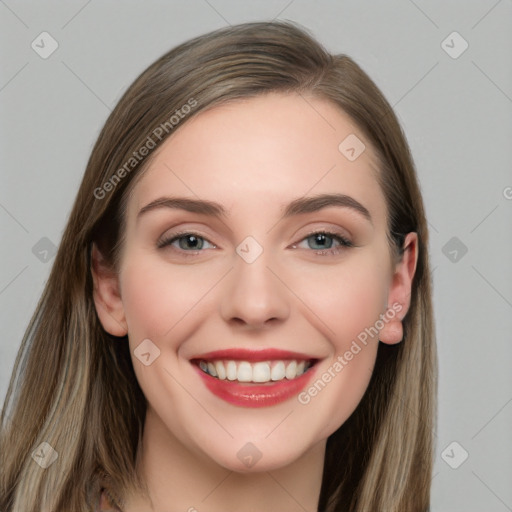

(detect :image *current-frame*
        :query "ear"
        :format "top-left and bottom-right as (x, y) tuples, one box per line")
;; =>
(91, 242), (128, 337)
(379, 232), (418, 345)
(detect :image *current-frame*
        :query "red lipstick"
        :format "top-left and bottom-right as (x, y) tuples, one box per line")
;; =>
(191, 348), (319, 408)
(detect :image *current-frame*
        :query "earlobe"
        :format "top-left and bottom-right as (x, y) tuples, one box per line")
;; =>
(378, 319), (403, 345)
(90, 242), (128, 337)
(379, 232), (418, 345)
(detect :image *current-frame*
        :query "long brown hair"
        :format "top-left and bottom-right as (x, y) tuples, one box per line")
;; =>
(0, 21), (437, 511)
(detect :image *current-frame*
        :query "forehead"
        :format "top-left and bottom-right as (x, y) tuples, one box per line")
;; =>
(126, 92), (387, 227)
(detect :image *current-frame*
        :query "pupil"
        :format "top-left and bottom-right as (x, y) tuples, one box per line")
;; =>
(182, 235), (201, 249)
(313, 234), (330, 249)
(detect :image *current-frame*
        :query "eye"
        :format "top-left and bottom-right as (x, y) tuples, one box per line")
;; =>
(157, 232), (216, 254)
(294, 230), (353, 256)
(157, 230), (353, 257)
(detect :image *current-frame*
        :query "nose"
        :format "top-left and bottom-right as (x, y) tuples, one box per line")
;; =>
(220, 250), (290, 329)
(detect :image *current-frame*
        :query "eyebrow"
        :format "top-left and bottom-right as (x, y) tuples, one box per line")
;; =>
(137, 193), (372, 224)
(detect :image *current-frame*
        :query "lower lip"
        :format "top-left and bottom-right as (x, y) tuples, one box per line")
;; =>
(193, 363), (317, 408)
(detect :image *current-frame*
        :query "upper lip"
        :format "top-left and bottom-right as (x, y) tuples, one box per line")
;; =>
(190, 348), (318, 362)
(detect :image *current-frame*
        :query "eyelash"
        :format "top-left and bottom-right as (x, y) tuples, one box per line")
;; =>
(157, 230), (353, 257)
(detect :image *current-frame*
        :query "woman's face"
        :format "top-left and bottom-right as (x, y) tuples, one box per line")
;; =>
(93, 92), (415, 472)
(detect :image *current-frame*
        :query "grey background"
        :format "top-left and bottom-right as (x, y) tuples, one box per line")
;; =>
(1, 1), (511, 510)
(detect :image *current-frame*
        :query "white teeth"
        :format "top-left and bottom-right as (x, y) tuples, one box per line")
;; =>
(198, 359), (312, 382)
(237, 362), (252, 382)
(226, 360), (237, 381)
(285, 360), (297, 380)
(215, 360), (226, 380)
(271, 361), (286, 381)
(252, 362), (271, 383)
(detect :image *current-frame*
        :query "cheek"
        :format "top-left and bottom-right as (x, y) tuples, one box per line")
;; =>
(289, 251), (390, 434)
(290, 250), (390, 347)
(121, 264), (174, 340)
(119, 252), (224, 342)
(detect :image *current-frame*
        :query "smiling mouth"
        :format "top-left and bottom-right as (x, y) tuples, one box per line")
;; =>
(191, 349), (320, 407)
(194, 359), (316, 384)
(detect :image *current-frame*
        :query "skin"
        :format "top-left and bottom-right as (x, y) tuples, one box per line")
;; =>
(92, 92), (417, 512)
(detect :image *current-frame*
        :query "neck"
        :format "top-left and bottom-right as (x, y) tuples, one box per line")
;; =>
(123, 406), (325, 512)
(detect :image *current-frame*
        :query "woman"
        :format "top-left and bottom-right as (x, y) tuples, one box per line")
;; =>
(0, 21), (437, 512)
